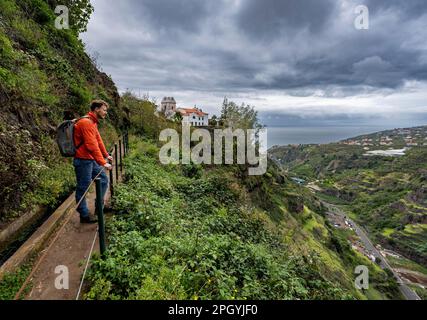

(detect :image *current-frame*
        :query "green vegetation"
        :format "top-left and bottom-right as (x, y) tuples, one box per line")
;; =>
(121, 92), (180, 140)
(0, 266), (31, 300)
(0, 0), (127, 222)
(46, 0), (94, 34)
(86, 139), (343, 299)
(84, 135), (400, 300)
(410, 285), (427, 300)
(387, 255), (427, 276)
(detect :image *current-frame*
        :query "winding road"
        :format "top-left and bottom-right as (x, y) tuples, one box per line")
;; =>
(323, 202), (421, 300)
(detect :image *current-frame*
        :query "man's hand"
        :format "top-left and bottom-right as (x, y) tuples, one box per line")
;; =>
(104, 163), (113, 171)
(107, 155), (113, 163)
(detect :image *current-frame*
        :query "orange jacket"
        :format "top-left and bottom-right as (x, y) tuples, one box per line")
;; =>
(73, 112), (109, 166)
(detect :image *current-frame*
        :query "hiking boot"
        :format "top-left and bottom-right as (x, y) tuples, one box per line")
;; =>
(80, 215), (98, 224)
(103, 205), (114, 213)
(95, 203), (113, 213)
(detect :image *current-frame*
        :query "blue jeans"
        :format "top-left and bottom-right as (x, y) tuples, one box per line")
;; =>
(73, 159), (109, 218)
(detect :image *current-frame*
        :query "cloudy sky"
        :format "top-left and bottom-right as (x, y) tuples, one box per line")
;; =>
(81, 0), (427, 128)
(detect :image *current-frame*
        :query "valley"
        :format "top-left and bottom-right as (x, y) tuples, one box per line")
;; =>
(270, 125), (427, 299)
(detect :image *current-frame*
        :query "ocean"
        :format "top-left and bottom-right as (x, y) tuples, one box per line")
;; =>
(266, 125), (405, 148)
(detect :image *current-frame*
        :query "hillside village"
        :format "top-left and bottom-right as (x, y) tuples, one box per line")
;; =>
(158, 96), (210, 127)
(270, 126), (427, 162)
(340, 126), (427, 149)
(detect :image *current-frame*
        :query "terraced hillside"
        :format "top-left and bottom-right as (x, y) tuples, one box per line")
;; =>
(269, 127), (427, 297)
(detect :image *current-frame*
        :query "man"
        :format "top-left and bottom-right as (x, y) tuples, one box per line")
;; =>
(73, 100), (113, 224)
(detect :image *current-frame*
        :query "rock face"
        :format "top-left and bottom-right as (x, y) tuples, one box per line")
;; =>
(407, 188), (427, 207)
(390, 201), (407, 213)
(323, 188), (355, 202)
(287, 194), (304, 214)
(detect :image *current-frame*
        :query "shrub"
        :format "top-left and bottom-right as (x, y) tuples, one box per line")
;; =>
(181, 162), (202, 179)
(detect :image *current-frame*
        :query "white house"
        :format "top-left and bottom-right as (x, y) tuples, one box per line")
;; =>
(177, 108), (209, 127)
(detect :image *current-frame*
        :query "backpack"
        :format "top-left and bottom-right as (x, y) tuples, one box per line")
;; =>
(56, 116), (91, 157)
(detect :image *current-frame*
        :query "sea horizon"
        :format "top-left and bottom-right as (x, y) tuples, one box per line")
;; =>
(266, 123), (427, 148)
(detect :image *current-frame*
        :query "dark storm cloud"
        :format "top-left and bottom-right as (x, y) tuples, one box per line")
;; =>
(82, 0), (427, 96)
(259, 110), (427, 128)
(364, 0), (427, 18)
(259, 112), (379, 127)
(236, 0), (337, 40)
(132, 0), (214, 33)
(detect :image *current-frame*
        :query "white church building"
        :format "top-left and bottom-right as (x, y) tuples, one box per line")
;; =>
(177, 108), (209, 127)
(159, 97), (209, 127)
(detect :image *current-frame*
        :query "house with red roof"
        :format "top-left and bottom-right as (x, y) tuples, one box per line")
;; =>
(177, 108), (209, 127)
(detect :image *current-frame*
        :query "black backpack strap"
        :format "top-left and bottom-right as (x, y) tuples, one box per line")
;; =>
(76, 141), (85, 150)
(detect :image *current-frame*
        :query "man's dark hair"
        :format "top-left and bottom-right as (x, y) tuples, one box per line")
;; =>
(90, 99), (109, 111)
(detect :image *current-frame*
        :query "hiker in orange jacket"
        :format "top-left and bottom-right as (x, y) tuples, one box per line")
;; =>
(73, 100), (113, 224)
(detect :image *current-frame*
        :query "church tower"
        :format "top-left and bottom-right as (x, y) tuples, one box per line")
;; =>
(160, 97), (177, 118)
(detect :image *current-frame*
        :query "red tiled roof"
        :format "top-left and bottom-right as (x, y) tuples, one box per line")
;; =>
(178, 108), (208, 116)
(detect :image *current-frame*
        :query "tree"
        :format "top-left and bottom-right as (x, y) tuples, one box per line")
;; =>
(220, 98), (264, 132)
(47, 0), (94, 34)
(218, 98), (266, 170)
(209, 115), (218, 127)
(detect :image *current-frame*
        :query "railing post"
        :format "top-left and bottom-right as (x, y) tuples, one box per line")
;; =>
(124, 133), (127, 157)
(126, 132), (130, 154)
(115, 143), (119, 182)
(119, 139), (123, 173)
(95, 178), (106, 256)
(109, 166), (114, 198)
(127, 132), (129, 154)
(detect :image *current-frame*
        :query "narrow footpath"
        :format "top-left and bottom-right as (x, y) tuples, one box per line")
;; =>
(25, 189), (101, 300)
(14, 160), (126, 300)
(23, 164), (125, 300)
